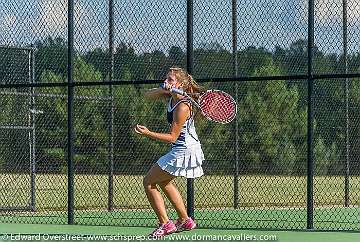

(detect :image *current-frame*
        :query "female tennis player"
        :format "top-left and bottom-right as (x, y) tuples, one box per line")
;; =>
(134, 67), (204, 238)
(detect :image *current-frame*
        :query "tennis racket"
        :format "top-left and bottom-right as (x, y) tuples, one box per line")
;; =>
(162, 84), (237, 124)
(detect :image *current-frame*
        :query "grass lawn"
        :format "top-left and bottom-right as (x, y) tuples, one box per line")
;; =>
(1, 174), (359, 230)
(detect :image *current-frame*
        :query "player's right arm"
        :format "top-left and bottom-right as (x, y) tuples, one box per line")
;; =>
(144, 87), (171, 100)
(145, 80), (173, 100)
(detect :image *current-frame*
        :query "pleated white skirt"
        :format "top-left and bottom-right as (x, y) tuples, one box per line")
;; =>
(157, 144), (204, 178)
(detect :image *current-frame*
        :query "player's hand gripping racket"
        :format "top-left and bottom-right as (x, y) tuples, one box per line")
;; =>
(161, 84), (237, 124)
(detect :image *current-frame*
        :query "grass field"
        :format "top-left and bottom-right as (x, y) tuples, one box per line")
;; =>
(1, 174), (360, 208)
(1, 174), (360, 230)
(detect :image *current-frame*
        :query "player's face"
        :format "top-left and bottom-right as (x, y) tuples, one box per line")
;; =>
(166, 72), (182, 88)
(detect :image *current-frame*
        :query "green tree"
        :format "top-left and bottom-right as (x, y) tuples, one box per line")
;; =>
(0, 90), (26, 171)
(168, 46), (186, 68)
(113, 84), (169, 173)
(34, 37), (67, 82)
(238, 61), (307, 174)
(194, 42), (232, 78)
(238, 46), (272, 76)
(83, 47), (109, 79)
(72, 57), (108, 172)
(349, 75), (360, 174)
(35, 57), (108, 173)
(113, 43), (139, 80)
(314, 137), (340, 175)
(35, 70), (67, 172)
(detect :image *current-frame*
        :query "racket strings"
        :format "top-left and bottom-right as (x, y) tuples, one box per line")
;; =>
(200, 91), (236, 123)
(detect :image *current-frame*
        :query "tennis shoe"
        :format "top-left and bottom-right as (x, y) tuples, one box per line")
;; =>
(149, 220), (177, 238)
(175, 217), (196, 232)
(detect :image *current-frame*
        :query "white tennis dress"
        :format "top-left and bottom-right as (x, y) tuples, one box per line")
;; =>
(157, 97), (204, 178)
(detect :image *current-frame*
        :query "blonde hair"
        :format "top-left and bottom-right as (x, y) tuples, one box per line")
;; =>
(169, 67), (202, 95)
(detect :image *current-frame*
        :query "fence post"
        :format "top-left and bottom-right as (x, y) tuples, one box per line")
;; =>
(107, 0), (115, 212)
(186, 0), (195, 220)
(342, 0), (350, 208)
(232, 0), (239, 209)
(30, 47), (36, 212)
(307, 0), (315, 230)
(67, 0), (75, 225)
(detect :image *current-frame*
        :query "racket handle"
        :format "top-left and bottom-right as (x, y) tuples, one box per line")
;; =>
(160, 83), (186, 96)
(170, 87), (186, 96)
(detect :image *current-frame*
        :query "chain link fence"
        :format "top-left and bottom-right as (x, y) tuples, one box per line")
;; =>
(0, 0), (360, 231)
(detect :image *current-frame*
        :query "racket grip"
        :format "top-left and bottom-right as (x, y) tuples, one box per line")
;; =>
(160, 83), (186, 96)
(170, 87), (186, 96)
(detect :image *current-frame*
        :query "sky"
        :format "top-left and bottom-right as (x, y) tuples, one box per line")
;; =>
(0, 0), (359, 54)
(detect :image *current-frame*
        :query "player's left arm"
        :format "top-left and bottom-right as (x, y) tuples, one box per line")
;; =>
(134, 103), (190, 143)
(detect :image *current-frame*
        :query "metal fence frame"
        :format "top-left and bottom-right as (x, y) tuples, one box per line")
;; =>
(0, 0), (359, 231)
(0, 45), (36, 212)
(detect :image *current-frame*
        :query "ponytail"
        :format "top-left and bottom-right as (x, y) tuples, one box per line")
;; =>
(169, 67), (203, 97)
(169, 67), (203, 119)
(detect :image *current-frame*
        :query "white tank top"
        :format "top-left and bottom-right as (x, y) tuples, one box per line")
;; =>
(167, 97), (201, 147)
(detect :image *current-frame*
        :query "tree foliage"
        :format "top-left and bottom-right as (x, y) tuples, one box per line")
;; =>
(1, 36), (359, 175)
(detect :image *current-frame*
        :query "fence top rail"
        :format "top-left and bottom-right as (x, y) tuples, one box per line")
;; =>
(0, 91), (112, 101)
(0, 73), (360, 89)
(0, 45), (35, 51)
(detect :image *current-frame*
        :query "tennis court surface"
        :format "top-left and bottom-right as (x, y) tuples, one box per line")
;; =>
(1, 223), (360, 242)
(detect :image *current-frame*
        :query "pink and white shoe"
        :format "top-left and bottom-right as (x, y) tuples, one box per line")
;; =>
(175, 217), (197, 232)
(149, 220), (177, 238)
